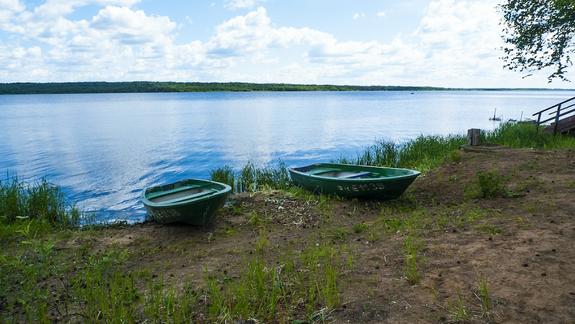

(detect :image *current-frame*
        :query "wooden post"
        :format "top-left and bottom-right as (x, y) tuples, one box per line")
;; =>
(553, 104), (561, 135)
(467, 128), (481, 146)
(536, 112), (541, 133)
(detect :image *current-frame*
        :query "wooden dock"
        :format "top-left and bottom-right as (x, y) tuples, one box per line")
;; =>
(533, 96), (575, 135)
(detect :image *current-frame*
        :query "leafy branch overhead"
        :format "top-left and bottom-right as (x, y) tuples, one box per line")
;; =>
(500, 0), (575, 81)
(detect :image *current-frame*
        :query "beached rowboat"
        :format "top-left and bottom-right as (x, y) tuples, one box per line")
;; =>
(142, 179), (231, 225)
(288, 163), (420, 199)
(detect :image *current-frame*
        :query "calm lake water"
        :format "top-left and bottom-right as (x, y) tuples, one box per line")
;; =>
(1, 90), (573, 223)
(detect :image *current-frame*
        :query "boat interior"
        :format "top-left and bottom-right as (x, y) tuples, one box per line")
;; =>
(309, 169), (375, 179)
(147, 185), (217, 204)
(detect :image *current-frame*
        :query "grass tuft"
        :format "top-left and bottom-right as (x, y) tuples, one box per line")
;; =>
(448, 293), (470, 321)
(0, 178), (79, 227)
(477, 278), (492, 318)
(210, 165), (235, 190)
(353, 222), (369, 233)
(476, 171), (508, 198)
(403, 234), (422, 285)
(210, 160), (291, 193)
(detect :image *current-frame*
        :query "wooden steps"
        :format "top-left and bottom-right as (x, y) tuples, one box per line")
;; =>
(546, 115), (575, 135)
(533, 97), (575, 135)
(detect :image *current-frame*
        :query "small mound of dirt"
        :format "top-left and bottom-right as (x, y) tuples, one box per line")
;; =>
(229, 191), (322, 228)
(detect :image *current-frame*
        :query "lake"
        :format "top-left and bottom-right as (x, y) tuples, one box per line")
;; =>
(1, 90), (573, 223)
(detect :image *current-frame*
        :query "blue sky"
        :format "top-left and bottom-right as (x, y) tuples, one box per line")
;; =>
(0, 0), (571, 87)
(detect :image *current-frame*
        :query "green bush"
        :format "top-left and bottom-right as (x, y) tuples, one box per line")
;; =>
(476, 171), (508, 198)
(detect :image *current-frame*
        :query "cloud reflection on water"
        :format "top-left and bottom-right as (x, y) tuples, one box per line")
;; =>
(0, 91), (573, 223)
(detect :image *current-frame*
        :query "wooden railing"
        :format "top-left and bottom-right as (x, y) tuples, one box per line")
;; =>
(533, 96), (575, 134)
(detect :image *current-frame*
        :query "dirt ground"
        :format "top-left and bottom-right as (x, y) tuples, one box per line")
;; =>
(77, 147), (575, 323)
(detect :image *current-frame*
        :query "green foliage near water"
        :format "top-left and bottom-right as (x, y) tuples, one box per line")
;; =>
(0, 178), (79, 226)
(336, 135), (466, 171)
(484, 122), (575, 148)
(210, 160), (291, 193)
(2, 121), (572, 321)
(338, 123), (575, 172)
(209, 165), (236, 191)
(210, 122), (575, 193)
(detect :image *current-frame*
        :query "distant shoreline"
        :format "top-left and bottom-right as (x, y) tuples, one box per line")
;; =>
(0, 81), (573, 95)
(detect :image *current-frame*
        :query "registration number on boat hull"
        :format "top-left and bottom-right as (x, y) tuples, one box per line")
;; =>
(336, 183), (385, 193)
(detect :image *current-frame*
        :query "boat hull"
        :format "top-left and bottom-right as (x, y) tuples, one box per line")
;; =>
(142, 179), (231, 225)
(288, 163), (419, 199)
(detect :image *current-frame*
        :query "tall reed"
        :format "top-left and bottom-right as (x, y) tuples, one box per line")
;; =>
(484, 121), (575, 149)
(0, 177), (79, 226)
(337, 135), (466, 171)
(210, 160), (291, 193)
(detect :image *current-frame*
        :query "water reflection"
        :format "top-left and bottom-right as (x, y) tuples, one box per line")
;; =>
(0, 90), (573, 223)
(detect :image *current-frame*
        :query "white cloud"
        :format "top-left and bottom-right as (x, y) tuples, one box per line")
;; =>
(206, 7), (333, 57)
(34, 0), (139, 18)
(0, 0), (24, 30)
(352, 12), (365, 20)
(0, 0), (24, 11)
(225, 0), (264, 10)
(376, 11), (386, 17)
(91, 6), (175, 45)
(409, 0), (507, 85)
(0, 0), (568, 87)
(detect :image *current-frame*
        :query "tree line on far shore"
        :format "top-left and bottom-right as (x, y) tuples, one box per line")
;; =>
(0, 82), (447, 94)
(0, 82), (564, 95)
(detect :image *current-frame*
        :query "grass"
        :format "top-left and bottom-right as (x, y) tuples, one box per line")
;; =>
(373, 204), (487, 236)
(208, 122), (575, 194)
(403, 234), (422, 285)
(326, 228), (349, 242)
(0, 178), (79, 227)
(476, 224), (503, 235)
(2, 121), (574, 322)
(448, 293), (471, 321)
(144, 283), (199, 322)
(476, 278), (492, 318)
(353, 222), (369, 233)
(210, 165), (235, 191)
(203, 243), (343, 322)
(484, 121), (575, 149)
(464, 171), (509, 199)
(336, 135), (466, 172)
(247, 211), (268, 227)
(342, 122), (575, 173)
(477, 171), (509, 198)
(0, 232), (345, 322)
(210, 160), (291, 193)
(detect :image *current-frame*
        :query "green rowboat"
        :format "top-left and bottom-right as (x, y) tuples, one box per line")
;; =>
(288, 163), (420, 199)
(142, 179), (231, 225)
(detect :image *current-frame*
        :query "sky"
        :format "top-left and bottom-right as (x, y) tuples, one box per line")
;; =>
(0, 0), (572, 88)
